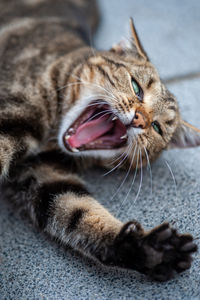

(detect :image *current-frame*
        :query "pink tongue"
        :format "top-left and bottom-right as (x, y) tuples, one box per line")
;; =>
(68, 115), (113, 148)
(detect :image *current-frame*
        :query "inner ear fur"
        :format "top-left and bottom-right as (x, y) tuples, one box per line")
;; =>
(168, 119), (200, 149)
(111, 18), (149, 61)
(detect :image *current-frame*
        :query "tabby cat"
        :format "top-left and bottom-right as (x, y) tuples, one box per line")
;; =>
(0, 0), (199, 282)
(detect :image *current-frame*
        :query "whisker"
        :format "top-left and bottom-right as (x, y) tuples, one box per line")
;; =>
(57, 81), (83, 91)
(103, 143), (133, 177)
(126, 148), (140, 200)
(86, 109), (113, 122)
(121, 145), (139, 213)
(165, 160), (177, 199)
(117, 146), (139, 217)
(127, 148), (143, 216)
(143, 146), (153, 196)
(107, 149), (129, 166)
(61, 98), (108, 113)
(115, 141), (138, 216)
(87, 110), (112, 122)
(72, 90), (116, 104)
(58, 81), (118, 103)
(69, 74), (118, 100)
(62, 99), (105, 109)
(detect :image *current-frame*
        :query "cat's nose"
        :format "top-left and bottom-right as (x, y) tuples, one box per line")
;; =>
(132, 111), (147, 129)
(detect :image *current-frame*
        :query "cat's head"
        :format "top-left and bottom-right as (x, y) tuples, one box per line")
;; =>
(59, 19), (200, 166)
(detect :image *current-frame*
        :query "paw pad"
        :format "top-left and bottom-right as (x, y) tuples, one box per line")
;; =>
(114, 221), (197, 281)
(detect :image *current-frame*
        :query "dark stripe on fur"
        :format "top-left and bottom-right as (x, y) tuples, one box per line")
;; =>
(24, 150), (77, 171)
(71, 64), (84, 102)
(168, 105), (177, 112)
(38, 85), (53, 123)
(166, 119), (175, 126)
(61, 52), (91, 95)
(0, 115), (43, 140)
(0, 94), (26, 108)
(147, 78), (155, 89)
(68, 208), (86, 231)
(167, 97), (176, 103)
(8, 144), (28, 177)
(96, 65), (115, 86)
(102, 56), (126, 69)
(50, 64), (63, 117)
(37, 150), (73, 165)
(0, 0), (98, 30)
(36, 181), (90, 229)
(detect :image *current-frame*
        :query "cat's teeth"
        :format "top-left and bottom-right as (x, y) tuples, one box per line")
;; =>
(112, 116), (117, 121)
(120, 134), (127, 140)
(65, 135), (70, 140)
(71, 147), (79, 153)
(68, 128), (75, 134)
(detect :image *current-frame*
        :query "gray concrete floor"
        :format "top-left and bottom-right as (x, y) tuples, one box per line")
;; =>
(1, 1), (200, 299)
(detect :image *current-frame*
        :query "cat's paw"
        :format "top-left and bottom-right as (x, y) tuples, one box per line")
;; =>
(113, 221), (197, 281)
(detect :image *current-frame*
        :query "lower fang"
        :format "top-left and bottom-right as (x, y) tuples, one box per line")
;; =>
(72, 147), (79, 153)
(65, 135), (70, 140)
(120, 134), (127, 139)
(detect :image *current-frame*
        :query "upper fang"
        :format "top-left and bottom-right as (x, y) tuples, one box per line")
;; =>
(120, 134), (127, 140)
(112, 116), (117, 121)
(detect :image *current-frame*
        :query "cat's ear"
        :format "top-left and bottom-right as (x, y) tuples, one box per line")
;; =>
(129, 18), (149, 61)
(111, 18), (149, 61)
(168, 120), (200, 149)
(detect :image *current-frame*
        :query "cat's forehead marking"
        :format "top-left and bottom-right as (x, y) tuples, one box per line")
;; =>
(146, 77), (155, 89)
(167, 105), (177, 112)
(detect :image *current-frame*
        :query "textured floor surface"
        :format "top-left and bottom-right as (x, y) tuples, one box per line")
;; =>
(1, 0), (200, 299)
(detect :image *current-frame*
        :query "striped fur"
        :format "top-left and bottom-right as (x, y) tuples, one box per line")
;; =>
(0, 0), (198, 281)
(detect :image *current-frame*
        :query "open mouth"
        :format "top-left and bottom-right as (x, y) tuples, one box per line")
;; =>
(63, 101), (128, 152)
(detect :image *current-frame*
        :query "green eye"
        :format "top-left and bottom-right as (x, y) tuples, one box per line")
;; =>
(152, 121), (162, 135)
(132, 79), (139, 94)
(131, 78), (143, 100)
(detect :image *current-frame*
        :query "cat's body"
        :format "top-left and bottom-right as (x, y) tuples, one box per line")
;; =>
(0, 0), (199, 281)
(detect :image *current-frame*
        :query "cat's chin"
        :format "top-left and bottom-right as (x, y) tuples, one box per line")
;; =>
(62, 101), (128, 153)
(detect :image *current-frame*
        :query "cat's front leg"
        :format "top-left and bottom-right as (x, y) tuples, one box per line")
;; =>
(6, 150), (197, 281)
(44, 196), (197, 281)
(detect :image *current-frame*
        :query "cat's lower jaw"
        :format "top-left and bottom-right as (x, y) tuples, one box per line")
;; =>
(99, 222), (197, 281)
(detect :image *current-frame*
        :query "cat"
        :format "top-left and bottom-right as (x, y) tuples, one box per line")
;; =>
(0, 0), (199, 282)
